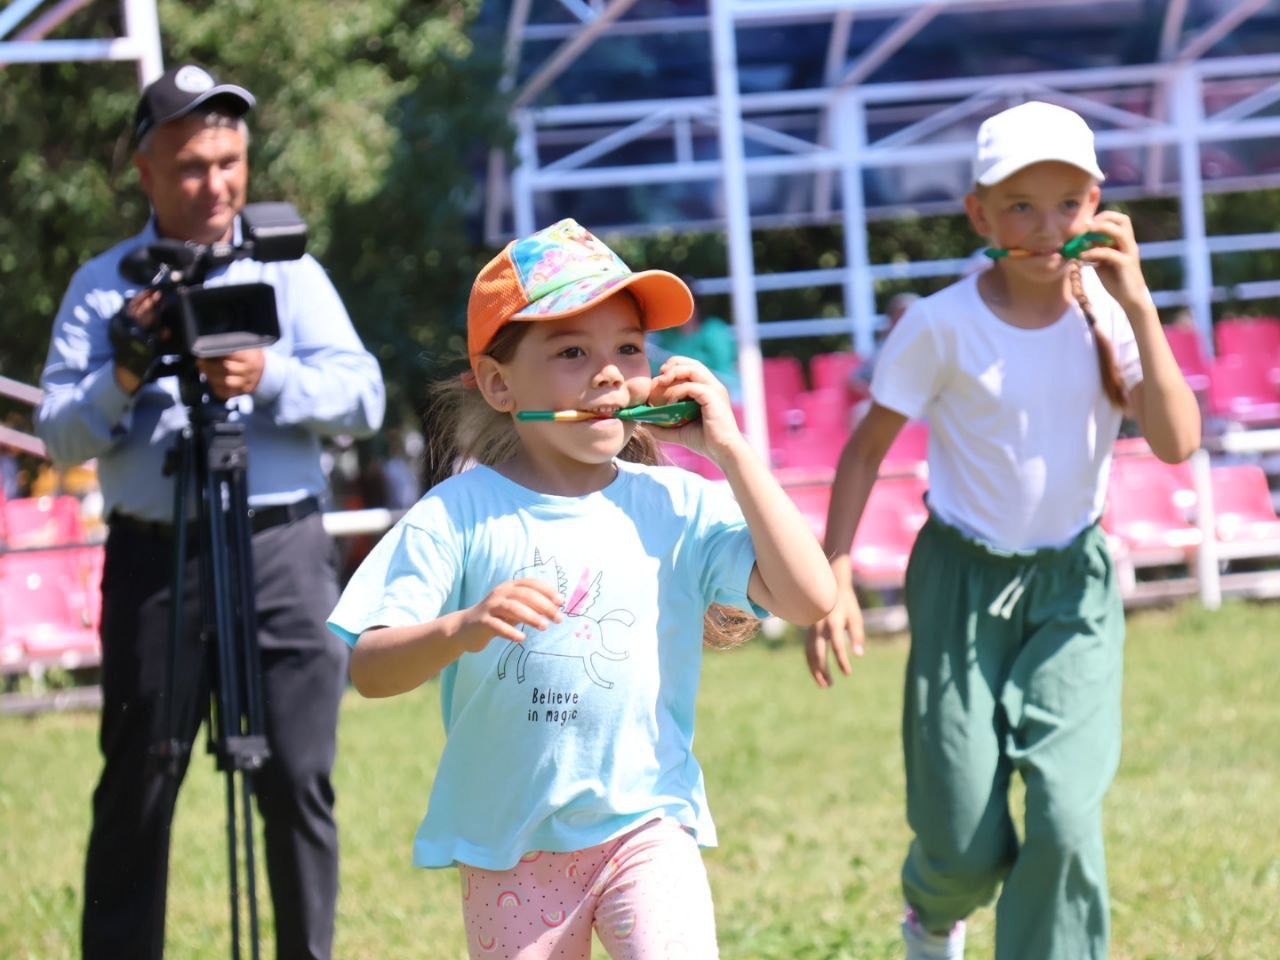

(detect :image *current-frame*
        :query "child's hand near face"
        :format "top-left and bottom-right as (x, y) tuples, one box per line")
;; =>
(648, 356), (747, 463)
(1078, 210), (1152, 315)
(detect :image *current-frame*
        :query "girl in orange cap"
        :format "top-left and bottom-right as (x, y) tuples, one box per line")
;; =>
(330, 219), (836, 959)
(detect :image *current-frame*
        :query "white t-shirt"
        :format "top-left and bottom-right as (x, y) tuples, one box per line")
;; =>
(327, 460), (765, 869)
(871, 269), (1143, 551)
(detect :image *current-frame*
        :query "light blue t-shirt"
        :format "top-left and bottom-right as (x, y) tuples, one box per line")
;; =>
(328, 460), (766, 870)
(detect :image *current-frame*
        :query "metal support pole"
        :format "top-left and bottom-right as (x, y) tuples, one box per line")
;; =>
(512, 111), (538, 236)
(710, 0), (768, 458)
(513, 0), (642, 109)
(1172, 68), (1214, 356)
(834, 92), (876, 356)
(121, 0), (163, 85)
(1190, 447), (1221, 609)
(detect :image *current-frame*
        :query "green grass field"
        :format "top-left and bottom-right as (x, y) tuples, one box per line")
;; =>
(2, 601), (1277, 959)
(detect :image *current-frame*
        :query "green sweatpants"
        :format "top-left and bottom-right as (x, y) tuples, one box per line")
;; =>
(901, 514), (1125, 960)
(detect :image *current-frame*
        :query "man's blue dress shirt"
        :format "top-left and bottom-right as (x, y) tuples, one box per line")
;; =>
(36, 219), (386, 521)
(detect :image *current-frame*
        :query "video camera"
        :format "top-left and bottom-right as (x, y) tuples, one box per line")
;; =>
(118, 202), (307, 360)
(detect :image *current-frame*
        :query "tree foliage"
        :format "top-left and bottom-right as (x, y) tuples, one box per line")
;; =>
(5, 2), (1279, 417)
(1, 0), (509, 424)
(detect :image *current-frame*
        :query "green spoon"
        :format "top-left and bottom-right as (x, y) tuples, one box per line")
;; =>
(985, 230), (1115, 261)
(516, 400), (701, 426)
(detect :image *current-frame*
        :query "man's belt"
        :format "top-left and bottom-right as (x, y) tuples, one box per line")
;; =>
(109, 496), (321, 539)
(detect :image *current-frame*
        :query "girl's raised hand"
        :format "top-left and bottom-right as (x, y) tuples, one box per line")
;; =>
(646, 356), (745, 461)
(1078, 210), (1152, 315)
(458, 578), (564, 651)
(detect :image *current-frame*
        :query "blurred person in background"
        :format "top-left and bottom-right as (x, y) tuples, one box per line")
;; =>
(35, 63), (384, 960)
(649, 279), (741, 400)
(807, 101), (1199, 960)
(853, 291), (920, 389)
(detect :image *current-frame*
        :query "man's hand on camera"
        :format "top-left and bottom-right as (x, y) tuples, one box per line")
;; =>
(198, 350), (266, 400)
(112, 289), (164, 395)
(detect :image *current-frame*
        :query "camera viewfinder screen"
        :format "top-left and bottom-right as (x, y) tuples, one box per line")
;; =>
(178, 282), (281, 358)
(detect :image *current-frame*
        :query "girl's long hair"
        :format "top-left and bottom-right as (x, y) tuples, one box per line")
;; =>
(424, 318), (757, 649)
(1069, 260), (1126, 407)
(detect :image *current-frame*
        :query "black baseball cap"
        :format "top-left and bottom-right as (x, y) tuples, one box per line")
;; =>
(133, 63), (255, 144)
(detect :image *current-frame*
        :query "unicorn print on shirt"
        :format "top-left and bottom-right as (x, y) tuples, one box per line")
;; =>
(496, 549), (634, 689)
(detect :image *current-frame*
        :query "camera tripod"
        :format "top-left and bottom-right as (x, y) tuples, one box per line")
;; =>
(151, 358), (270, 960)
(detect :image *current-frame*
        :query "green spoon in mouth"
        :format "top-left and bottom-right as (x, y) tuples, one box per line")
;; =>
(516, 400), (701, 426)
(985, 230), (1115, 261)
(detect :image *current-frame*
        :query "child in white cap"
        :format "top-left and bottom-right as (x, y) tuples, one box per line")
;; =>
(806, 101), (1201, 959)
(329, 219), (836, 959)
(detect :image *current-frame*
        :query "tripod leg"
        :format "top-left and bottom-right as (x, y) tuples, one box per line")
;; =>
(157, 425), (194, 773)
(227, 469), (266, 960)
(225, 768), (243, 960)
(241, 773), (262, 958)
(195, 410), (272, 960)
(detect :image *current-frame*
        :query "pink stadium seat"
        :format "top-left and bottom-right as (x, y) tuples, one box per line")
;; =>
(771, 427), (843, 484)
(783, 482), (832, 541)
(809, 351), (864, 393)
(2, 495), (84, 548)
(61, 545), (105, 632)
(762, 356), (807, 436)
(1110, 453), (1194, 498)
(83, 545), (105, 627)
(1162, 324), (1211, 393)
(762, 355), (806, 398)
(1104, 456), (1200, 564)
(1214, 316), (1280, 358)
(881, 419), (929, 474)
(794, 388), (852, 433)
(0, 498), (94, 652)
(1208, 464), (1280, 544)
(1206, 353), (1280, 425)
(0, 630), (22, 671)
(0, 563), (100, 668)
(850, 475), (929, 589)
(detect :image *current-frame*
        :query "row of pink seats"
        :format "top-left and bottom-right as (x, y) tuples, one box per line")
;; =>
(784, 474), (928, 591)
(1103, 453), (1280, 565)
(0, 493), (102, 672)
(765, 320), (1280, 437)
(1164, 321), (1280, 425)
(1216, 316), (1280, 357)
(761, 354), (869, 437)
(775, 449), (1280, 594)
(773, 418), (928, 484)
(1166, 317), (1280, 368)
(765, 351), (870, 395)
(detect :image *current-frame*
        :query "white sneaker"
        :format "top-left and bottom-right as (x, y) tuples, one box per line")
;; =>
(902, 906), (965, 960)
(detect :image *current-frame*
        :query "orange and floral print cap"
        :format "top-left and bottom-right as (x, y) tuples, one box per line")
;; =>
(466, 218), (693, 363)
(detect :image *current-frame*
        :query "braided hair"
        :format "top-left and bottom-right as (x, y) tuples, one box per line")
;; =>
(1069, 260), (1126, 407)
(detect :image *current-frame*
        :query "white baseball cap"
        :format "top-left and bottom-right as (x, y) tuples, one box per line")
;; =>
(973, 101), (1106, 187)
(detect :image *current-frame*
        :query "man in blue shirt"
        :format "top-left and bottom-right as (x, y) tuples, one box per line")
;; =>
(35, 64), (385, 960)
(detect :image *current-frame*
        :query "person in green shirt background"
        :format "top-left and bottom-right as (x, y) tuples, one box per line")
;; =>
(650, 282), (741, 400)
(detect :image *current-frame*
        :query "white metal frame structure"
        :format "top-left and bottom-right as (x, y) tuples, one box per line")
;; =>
(0, 0), (161, 81)
(491, 0), (1280, 455)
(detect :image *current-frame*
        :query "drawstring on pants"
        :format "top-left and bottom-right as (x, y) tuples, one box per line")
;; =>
(987, 565), (1037, 620)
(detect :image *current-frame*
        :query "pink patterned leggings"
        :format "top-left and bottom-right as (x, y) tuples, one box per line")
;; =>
(458, 818), (719, 959)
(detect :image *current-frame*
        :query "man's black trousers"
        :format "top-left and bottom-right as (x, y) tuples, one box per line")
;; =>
(82, 510), (345, 960)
